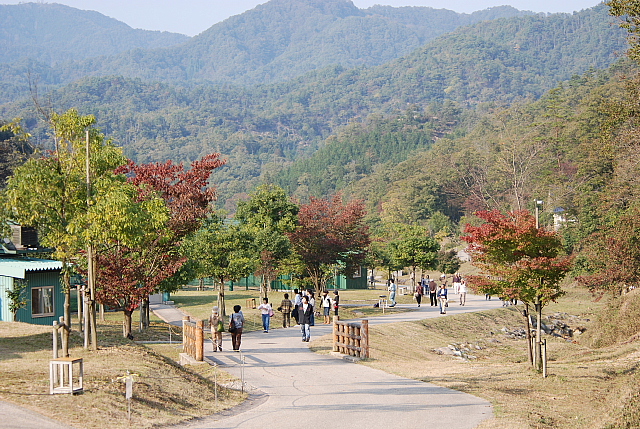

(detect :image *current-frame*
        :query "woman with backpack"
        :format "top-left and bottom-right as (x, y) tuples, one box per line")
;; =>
(229, 305), (245, 351)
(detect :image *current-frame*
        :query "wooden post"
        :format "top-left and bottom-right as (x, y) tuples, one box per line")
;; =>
(52, 321), (59, 359)
(182, 316), (189, 354)
(333, 316), (340, 352)
(196, 319), (204, 361)
(361, 319), (369, 358)
(542, 339), (547, 378)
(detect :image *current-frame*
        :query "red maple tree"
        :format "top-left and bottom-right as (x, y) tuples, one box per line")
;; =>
(96, 154), (225, 337)
(287, 194), (370, 291)
(462, 209), (572, 367)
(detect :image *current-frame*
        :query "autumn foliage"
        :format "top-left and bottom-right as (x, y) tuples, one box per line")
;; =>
(462, 210), (572, 304)
(97, 154), (225, 336)
(576, 207), (640, 296)
(287, 194), (370, 290)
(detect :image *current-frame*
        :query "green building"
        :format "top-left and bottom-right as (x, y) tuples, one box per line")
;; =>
(0, 258), (64, 325)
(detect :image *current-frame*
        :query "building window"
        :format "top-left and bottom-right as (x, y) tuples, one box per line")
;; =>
(32, 286), (54, 317)
(352, 266), (362, 278)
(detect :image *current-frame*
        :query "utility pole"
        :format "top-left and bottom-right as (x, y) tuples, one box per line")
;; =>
(535, 200), (543, 229)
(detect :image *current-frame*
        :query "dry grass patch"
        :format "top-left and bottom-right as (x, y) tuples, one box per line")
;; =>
(0, 321), (245, 428)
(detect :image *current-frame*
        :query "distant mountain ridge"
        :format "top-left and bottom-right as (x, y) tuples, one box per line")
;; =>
(0, 0), (532, 96)
(0, 2), (190, 65)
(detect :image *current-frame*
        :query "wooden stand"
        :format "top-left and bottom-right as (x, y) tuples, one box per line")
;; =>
(246, 298), (257, 309)
(50, 357), (83, 394)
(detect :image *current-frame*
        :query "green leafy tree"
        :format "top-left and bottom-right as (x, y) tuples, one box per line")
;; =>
(462, 209), (572, 369)
(437, 249), (461, 275)
(236, 184), (298, 298)
(6, 278), (27, 321)
(2, 109), (127, 354)
(183, 216), (257, 316)
(389, 225), (440, 290)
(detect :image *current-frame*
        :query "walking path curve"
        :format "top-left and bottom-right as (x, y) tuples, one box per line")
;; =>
(170, 294), (504, 429)
(0, 294), (504, 428)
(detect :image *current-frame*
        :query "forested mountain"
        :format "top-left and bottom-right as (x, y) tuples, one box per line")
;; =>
(0, 0), (530, 97)
(0, 3), (626, 209)
(342, 63), (631, 233)
(0, 3), (189, 64)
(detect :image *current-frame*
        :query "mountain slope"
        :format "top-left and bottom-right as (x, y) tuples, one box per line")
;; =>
(0, 3), (189, 65)
(0, 5), (628, 208)
(3, 0), (531, 90)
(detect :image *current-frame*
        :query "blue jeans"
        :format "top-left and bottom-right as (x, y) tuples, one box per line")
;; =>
(262, 314), (270, 332)
(389, 291), (396, 306)
(301, 323), (310, 340)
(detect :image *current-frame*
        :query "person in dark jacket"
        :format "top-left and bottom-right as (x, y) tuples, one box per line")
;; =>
(299, 295), (313, 342)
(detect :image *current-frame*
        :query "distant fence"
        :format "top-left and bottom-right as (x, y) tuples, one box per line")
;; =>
(333, 318), (369, 358)
(182, 317), (204, 361)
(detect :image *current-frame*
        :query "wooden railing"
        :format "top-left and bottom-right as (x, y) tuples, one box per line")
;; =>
(182, 317), (204, 361)
(333, 318), (369, 358)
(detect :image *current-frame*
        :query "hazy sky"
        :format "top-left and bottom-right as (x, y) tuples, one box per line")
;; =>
(2, 0), (604, 36)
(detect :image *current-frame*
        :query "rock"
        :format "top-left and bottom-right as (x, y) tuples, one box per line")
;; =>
(434, 347), (456, 356)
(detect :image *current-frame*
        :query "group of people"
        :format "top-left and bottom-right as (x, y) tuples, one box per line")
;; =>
(282, 289), (340, 342)
(208, 288), (341, 351)
(395, 273), (468, 315)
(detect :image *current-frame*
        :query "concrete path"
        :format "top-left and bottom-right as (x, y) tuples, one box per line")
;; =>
(0, 400), (73, 429)
(0, 294), (504, 429)
(172, 294), (503, 429)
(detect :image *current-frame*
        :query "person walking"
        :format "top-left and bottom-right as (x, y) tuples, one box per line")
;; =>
(292, 288), (302, 325)
(437, 283), (448, 314)
(209, 306), (224, 352)
(459, 279), (467, 306)
(230, 305), (245, 351)
(322, 290), (332, 324)
(257, 297), (272, 333)
(279, 293), (293, 328)
(299, 295), (313, 342)
(415, 282), (423, 307)
(307, 290), (316, 326)
(453, 273), (461, 295)
(388, 278), (398, 307)
(332, 290), (340, 318)
(429, 279), (438, 307)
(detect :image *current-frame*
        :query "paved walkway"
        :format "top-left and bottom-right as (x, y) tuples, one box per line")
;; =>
(0, 400), (72, 429)
(172, 294), (503, 429)
(0, 294), (503, 428)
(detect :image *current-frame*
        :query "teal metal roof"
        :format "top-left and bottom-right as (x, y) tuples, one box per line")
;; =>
(0, 258), (63, 279)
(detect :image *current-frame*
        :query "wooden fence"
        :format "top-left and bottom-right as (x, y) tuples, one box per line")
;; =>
(182, 317), (204, 361)
(333, 318), (369, 358)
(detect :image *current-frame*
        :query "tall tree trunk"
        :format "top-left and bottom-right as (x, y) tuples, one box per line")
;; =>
(218, 278), (226, 317)
(77, 286), (83, 332)
(62, 266), (71, 357)
(522, 303), (533, 366)
(123, 309), (133, 339)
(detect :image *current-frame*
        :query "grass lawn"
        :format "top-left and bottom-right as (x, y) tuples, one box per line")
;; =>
(317, 283), (640, 429)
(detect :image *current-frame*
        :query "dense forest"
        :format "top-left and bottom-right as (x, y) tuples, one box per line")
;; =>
(0, 2), (627, 211)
